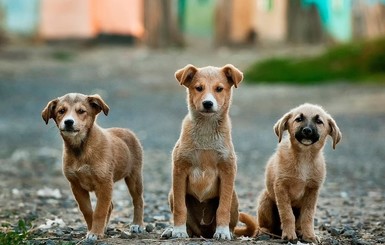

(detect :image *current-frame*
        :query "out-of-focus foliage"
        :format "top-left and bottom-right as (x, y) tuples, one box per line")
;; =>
(245, 38), (385, 84)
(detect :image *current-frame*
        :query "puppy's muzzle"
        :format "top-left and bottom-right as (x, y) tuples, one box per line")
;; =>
(202, 101), (214, 110)
(61, 119), (79, 133)
(295, 126), (319, 146)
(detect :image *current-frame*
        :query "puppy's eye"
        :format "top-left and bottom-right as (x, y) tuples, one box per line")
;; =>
(316, 119), (323, 125)
(195, 86), (203, 92)
(295, 117), (303, 122)
(78, 109), (86, 114)
(216, 87), (224, 93)
(58, 109), (66, 114)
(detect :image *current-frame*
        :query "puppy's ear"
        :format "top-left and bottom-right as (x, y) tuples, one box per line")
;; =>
(328, 117), (341, 149)
(175, 64), (198, 87)
(222, 64), (243, 88)
(274, 112), (292, 143)
(87, 94), (110, 116)
(42, 99), (58, 124)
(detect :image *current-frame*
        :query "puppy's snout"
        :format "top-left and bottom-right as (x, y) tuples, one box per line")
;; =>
(302, 127), (312, 136)
(202, 101), (213, 110)
(64, 119), (74, 127)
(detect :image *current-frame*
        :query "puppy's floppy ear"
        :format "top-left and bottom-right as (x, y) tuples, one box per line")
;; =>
(222, 64), (243, 88)
(175, 64), (198, 87)
(328, 117), (341, 149)
(87, 94), (110, 116)
(274, 112), (292, 143)
(42, 98), (59, 125)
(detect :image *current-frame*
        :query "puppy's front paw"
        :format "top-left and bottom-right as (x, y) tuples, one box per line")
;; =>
(172, 225), (189, 238)
(213, 226), (232, 240)
(85, 232), (99, 242)
(303, 234), (320, 244)
(282, 229), (297, 243)
(130, 224), (143, 233)
(161, 225), (189, 239)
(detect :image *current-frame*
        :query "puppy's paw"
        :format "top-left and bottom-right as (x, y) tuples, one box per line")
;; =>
(130, 224), (143, 233)
(303, 234), (320, 244)
(213, 226), (232, 240)
(171, 225), (189, 238)
(85, 232), (99, 242)
(161, 225), (189, 239)
(282, 229), (298, 243)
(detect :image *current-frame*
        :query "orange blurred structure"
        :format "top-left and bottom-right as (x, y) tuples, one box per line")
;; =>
(39, 0), (144, 40)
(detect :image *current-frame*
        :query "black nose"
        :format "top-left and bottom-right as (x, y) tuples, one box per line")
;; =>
(302, 127), (312, 136)
(202, 101), (213, 110)
(64, 119), (74, 127)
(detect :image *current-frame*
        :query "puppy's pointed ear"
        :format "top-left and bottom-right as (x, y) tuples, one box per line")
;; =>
(42, 98), (58, 125)
(175, 64), (198, 87)
(87, 94), (110, 116)
(222, 64), (243, 88)
(328, 117), (341, 149)
(274, 112), (292, 143)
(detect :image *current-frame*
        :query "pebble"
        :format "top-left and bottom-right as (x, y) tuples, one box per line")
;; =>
(145, 223), (155, 233)
(155, 222), (168, 229)
(330, 227), (342, 236)
(322, 237), (340, 245)
(342, 229), (356, 238)
(351, 238), (370, 245)
(256, 234), (270, 241)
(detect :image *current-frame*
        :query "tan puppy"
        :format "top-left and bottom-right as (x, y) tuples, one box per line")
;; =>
(257, 103), (341, 243)
(161, 64), (243, 240)
(42, 93), (144, 241)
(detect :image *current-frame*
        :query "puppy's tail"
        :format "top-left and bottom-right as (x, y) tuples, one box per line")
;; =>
(234, 212), (258, 237)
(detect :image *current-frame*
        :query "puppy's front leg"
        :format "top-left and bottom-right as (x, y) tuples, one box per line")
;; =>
(87, 184), (113, 241)
(214, 162), (236, 240)
(70, 183), (93, 231)
(300, 188), (320, 244)
(275, 182), (297, 242)
(171, 161), (189, 238)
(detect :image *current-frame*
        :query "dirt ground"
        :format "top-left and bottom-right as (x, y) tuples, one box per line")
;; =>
(0, 43), (384, 245)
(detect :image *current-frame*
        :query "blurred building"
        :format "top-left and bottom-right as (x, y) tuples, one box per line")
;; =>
(0, 0), (384, 46)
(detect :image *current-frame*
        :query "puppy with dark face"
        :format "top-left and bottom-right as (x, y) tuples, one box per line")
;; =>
(256, 103), (341, 243)
(42, 93), (144, 241)
(161, 64), (245, 240)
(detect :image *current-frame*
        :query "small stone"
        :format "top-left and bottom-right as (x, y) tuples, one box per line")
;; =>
(319, 223), (330, 231)
(155, 222), (168, 229)
(143, 216), (155, 223)
(323, 237), (340, 245)
(45, 240), (56, 245)
(330, 227), (342, 236)
(62, 234), (73, 241)
(119, 231), (131, 239)
(145, 223), (154, 233)
(342, 229), (356, 238)
(351, 238), (370, 245)
(256, 234), (270, 241)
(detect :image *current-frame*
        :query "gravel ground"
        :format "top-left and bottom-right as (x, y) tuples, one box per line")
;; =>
(0, 43), (384, 244)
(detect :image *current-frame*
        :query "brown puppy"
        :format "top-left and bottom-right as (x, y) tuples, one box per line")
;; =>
(42, 93), (144, 241)
(161, 64), (243, 240)
(256, 103), (341, 243)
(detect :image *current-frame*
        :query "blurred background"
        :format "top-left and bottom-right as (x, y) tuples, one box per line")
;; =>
(0, 0), (384, 243)
(0, 0), (385, 47)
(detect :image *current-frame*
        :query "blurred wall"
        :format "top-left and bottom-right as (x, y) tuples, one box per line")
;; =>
(0, 0), (39, 36)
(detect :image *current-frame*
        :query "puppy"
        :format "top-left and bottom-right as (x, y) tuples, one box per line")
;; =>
(256, 103), (341, 243)
(42, 93), (144, 241)
(161, 64), (243, 240)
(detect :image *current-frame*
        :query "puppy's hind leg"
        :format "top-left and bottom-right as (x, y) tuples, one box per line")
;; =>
(107, 202), (114, 225)
(125, 175), (144, 233)
(257, 190), (280, 237)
